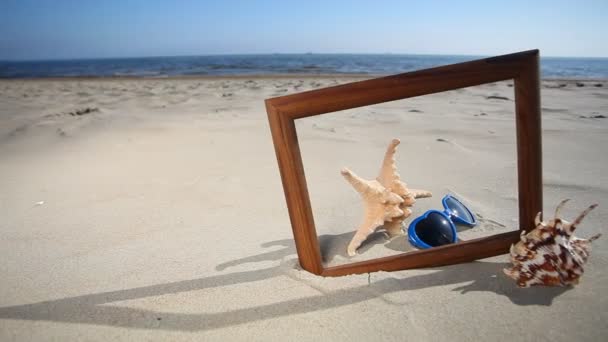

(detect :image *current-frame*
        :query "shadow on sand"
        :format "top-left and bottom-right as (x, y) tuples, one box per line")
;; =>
(0, 237), (569, 331)
(216, 231), (413, 270)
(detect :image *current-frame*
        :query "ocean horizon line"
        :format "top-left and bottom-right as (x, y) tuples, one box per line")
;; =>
(3, 52), (608, 63)
(3, 53), (608, 79)
(3, 75), (606, 82)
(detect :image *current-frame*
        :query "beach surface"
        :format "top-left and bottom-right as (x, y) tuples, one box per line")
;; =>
(1, 76), (607, 341)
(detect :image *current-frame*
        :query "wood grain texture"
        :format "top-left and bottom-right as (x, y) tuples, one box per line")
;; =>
(268, 50), (538, 119)
(266, 50), (542, 276)
(514, 53), (543, 231)
(266, 102), (323, 274)
(322, 231), (522, 277)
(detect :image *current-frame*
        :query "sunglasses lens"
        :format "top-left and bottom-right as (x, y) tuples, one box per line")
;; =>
(414, 212), (455, 247)
(445, 197), (474, 224)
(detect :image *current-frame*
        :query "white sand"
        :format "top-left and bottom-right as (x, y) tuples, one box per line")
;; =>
(0, 77), (607, 341)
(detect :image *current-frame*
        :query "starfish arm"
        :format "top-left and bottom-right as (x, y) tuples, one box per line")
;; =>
(384, 205), (405, 220)
(347, 211), (384, 256)
(408, 189), (432, 199)
(341, 168), (376, 196)
(382, 189), (404, 205)
(376, 139), (408, 194)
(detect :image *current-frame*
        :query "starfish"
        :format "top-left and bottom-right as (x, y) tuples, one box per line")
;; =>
(341, 139), (432, 256)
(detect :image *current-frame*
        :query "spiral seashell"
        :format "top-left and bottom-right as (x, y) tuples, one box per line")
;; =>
(503, 200), (601, 287)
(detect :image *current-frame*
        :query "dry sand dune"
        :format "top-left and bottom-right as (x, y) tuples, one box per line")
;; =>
(1, 77), (607, 341)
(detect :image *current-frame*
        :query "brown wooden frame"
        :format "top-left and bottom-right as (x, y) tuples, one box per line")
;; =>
(265, 50), (541, 277)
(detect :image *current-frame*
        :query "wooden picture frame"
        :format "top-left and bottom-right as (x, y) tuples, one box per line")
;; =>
(265, 50), (541, 277)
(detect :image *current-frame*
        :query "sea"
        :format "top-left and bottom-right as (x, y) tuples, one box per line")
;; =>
(1, 54), (607, 79)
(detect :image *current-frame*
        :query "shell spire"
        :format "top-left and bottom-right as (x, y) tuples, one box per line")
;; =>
(564, 203), (598, 237)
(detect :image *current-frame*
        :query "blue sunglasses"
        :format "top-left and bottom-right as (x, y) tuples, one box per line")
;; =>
(408, 195), (477, 249)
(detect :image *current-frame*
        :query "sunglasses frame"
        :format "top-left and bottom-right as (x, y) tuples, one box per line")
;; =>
(408, 195), (476, 249)
(442, 194), (477, 226)
(266, 50), (542, 277)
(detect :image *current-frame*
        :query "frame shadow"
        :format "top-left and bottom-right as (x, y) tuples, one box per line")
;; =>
(0, 240), (568, 332)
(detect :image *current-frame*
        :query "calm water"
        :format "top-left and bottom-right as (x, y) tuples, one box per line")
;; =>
(1, 54), (607, 79)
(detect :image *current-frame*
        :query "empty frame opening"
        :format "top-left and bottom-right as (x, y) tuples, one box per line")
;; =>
(296, 83), (520, 267)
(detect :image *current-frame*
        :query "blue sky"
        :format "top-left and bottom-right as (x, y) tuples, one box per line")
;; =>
(1, 0), (607, 60)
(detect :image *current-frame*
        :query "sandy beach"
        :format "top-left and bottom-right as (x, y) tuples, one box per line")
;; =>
(1, 76), (607, 340)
